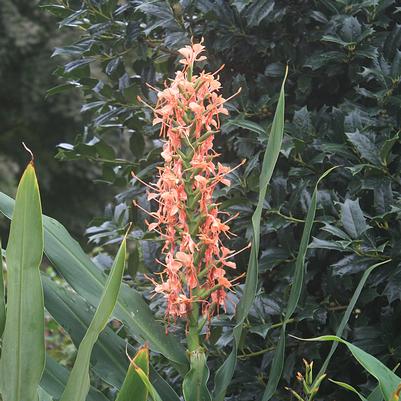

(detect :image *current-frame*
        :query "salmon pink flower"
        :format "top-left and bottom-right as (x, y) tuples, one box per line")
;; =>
(136, 39), (245, 323)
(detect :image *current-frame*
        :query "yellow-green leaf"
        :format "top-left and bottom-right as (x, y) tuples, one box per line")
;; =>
(314, 259), (391, 384)
(0, 191), (188, 372)
(134, 365), (164, 401)
(60, 237), (127, 401)
(41, 355), (109, 401)
(213, 66), (288, 401)
(299, 335), (401, 401)
(116, 345), (149, 401)
(0, 163), (45, 401)
(261, 166), (337, 401)
(0, 239), (5, 338)
(329, 379), (368, 401)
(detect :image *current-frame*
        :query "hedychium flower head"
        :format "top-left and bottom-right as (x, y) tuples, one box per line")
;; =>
(135, 38), (247, 326)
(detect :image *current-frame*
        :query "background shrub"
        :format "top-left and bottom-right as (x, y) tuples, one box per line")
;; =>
(8, 0), (401, 399)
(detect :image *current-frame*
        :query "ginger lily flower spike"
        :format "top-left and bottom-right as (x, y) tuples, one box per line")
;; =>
(135, 39), (246, 342)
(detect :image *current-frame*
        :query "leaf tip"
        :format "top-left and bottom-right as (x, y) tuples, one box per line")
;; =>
(22, 142), (35, 165)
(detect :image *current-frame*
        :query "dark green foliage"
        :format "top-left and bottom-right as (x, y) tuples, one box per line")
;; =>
(0, 0), (108, 236)
(44, 0), (401, 399)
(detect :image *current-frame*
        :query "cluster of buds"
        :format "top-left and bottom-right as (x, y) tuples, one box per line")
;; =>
(285, 360), (326, 401)
(135, 40), (246, 323)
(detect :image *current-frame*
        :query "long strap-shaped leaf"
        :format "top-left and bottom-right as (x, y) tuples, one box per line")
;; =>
(134, 366), (165, 401)
(0, 191), (188, 371)
(60, 237), (126, 401)
(0, 163), (45, 401)
(367, 385), (384, 401)
(0, 239), (5, 339)
(329, 379), (368, 401)
(43, 275), (127, 388)
(213, 67), (288, 401)
(299, 335), (401, 401)
(314, 259), (391, 383)
(116, 346), (149, 401)
(41, 355), (110, 401)
(42, 275), (181, 401)
(38, 387), (54, 401)
(314, 258), (391, 401)
(261, 166), (337, 401)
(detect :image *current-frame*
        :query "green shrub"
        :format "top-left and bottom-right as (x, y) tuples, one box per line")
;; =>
(30, 0), (401, 399)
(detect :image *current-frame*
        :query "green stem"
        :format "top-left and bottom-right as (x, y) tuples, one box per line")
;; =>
(187, 302), (200, 352)
(198, 284), (222, 299)
(195, 130), (215, 146)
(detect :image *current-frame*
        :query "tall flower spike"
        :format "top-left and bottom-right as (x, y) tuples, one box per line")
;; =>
(137, 39), (244, 323)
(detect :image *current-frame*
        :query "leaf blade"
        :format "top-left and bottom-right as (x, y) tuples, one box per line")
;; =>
(0, 239), (5, 339)
(299, 335), (401, 401)
(0, 191), (188, 371)
(314, 259), (391, 383)
(41, 355), (110, 401)
(60, 237), (126, 401)
(0, 163), (45, 401)
(213, 67), (288, 401)
(42, 275), (181, 401)
(261, 167), (337, 400)
(340, 198), (369, 239)
(329, 379), (368, 401)
(116, 346), (149, 401)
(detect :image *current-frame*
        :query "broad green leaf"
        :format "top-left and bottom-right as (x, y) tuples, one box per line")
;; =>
(183, 349), (212, 401)
(38, 387), (54, 401)
(380, 133), (399, 166)
(346, 131), (381, 166)
(41, 355), (110, 401)
(245, 0), (274, 27)
(300, 335), (401, 401)
(0, 191), (188, 371)
(213, 67), (288, 401)
(224, 117), (266, 136)
(134, 365), (164, 401)
(287, 167), (338, 318)
(149, 367), (182, 401)
(367, 385), (383, 401)
(261, 166), (338, 401)
(340, 198), (369, 239)
(305, 51), (345, 70)
(43, 275), (127, 388)
(60, 237), (126, 401)
(42, 276), (180, 401)
(314, 259), (391, 383)
(0, 239), (5, 338)
(0, 163), (45, 401)
(329, 379), (368, 401)
(116, 346), (149, 401)
(46, 83), (78, 97)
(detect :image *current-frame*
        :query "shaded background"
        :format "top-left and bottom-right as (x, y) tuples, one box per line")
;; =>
(0, 0), (107, 238)
(1, 0), (401, 400)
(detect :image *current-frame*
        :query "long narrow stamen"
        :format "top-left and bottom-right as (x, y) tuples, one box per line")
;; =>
(222, 243), (251, 260)
(131, 172), (158, 190)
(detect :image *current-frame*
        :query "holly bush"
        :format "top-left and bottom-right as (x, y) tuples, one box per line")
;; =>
(40, 0), (401, 399)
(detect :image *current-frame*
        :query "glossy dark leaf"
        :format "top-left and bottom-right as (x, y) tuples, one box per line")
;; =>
(340, 199), (369, 239)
